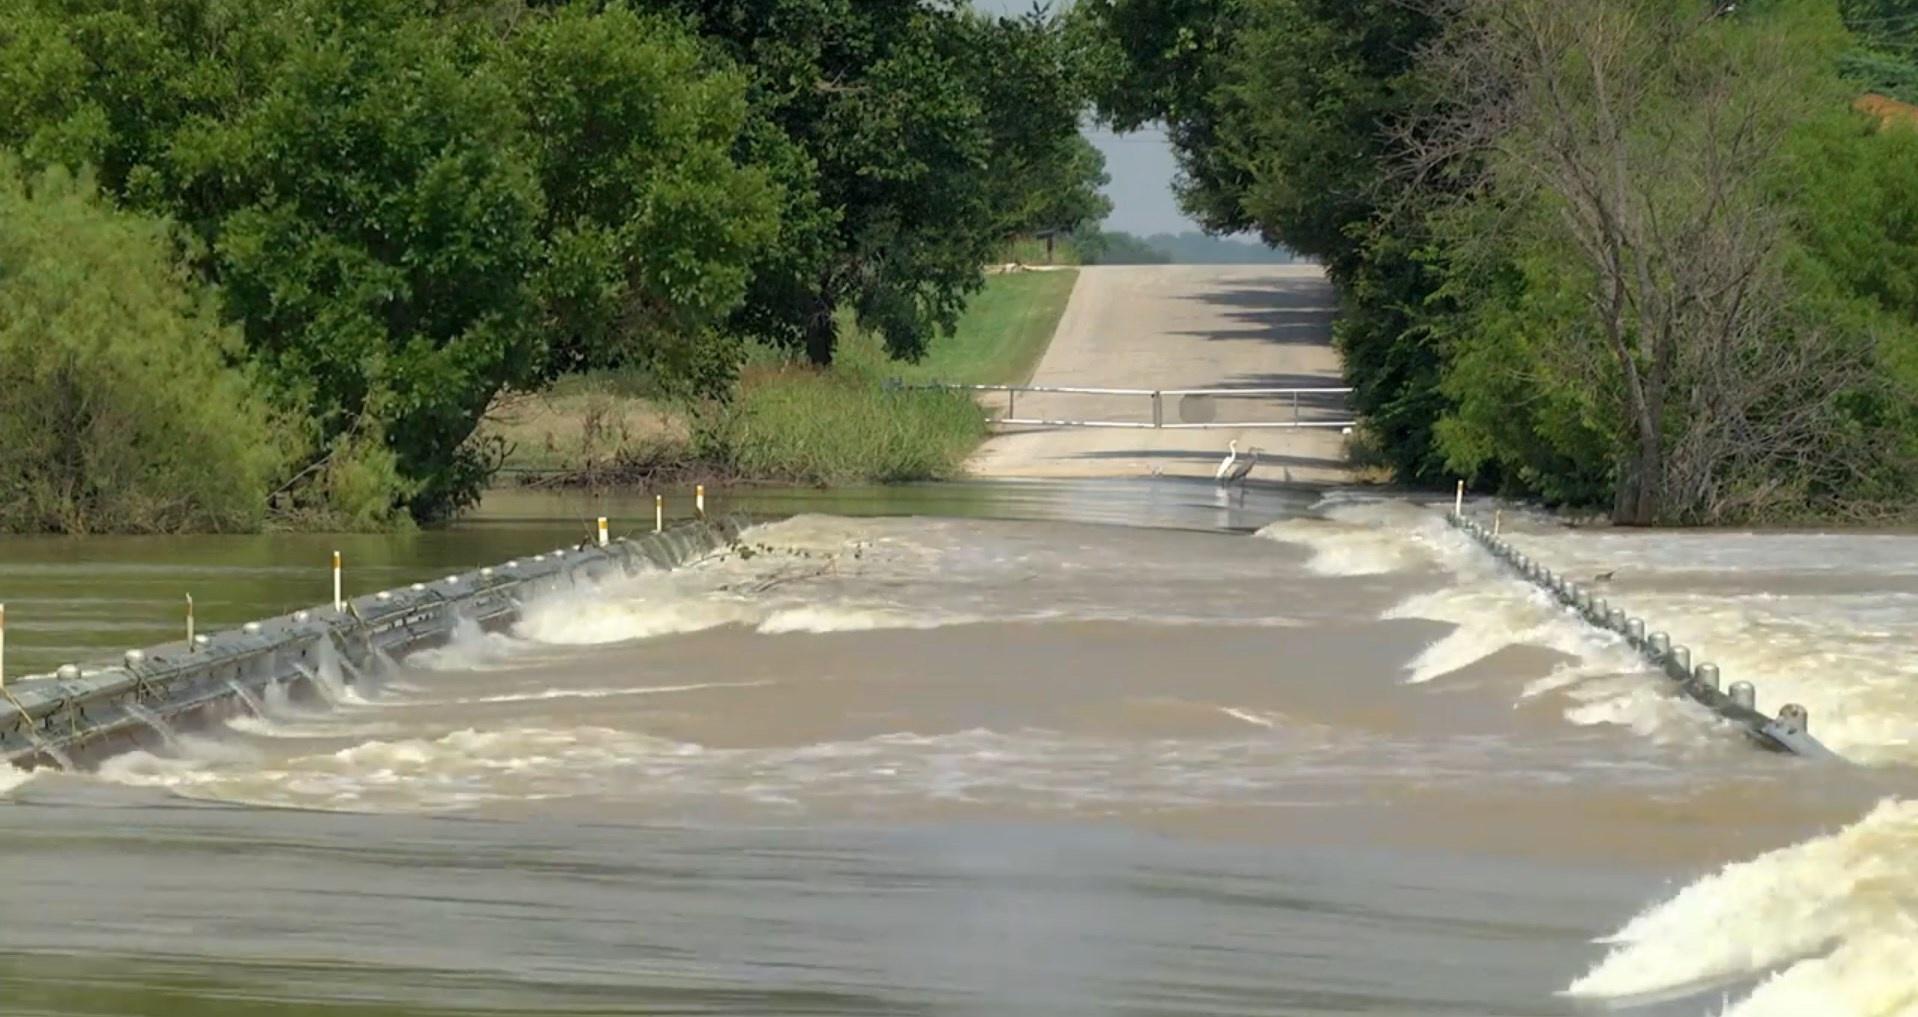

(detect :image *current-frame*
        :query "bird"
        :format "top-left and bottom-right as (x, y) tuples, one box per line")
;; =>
(1215, 439), (1240, 482)
(1593, 569), (1617, 583)
(1217, 441), (1259, 486)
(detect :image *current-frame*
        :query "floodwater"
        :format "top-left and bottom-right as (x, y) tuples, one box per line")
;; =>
(0, 482), (1912, 1016)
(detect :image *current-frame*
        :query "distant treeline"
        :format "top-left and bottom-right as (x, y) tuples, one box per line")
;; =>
(0, 0), (1109, 532)
(1073, 228), (1300, 265)
(1077, 0), (1918, 525)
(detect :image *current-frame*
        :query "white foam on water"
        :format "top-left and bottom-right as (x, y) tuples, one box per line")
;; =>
(0, 764), (34, 797)
(171, 733), (265, 766)
(1383, 582), (1633, 685)
(515, 592), (761, 645)
(755, 604), (976, 634)
(1558, 676), (1726, 747)
(1499, 526), (1918, 765)
(1568, 798), (1918, 1014)
(1218, 707), (1281, 730)
(1256, 500), (1474, 577)
(94, 749), (214, 790)
(1722, 931), (1918, 1017)
(454, 680), (772, 705)
(1298, 504), (1725, 743)
(223, 714), (406, 740)
(406, 616), (531, 671)
(1259, 501), (1705, 739)
(1520, 662), (1595, 700)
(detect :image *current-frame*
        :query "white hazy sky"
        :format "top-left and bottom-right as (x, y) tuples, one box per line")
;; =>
(974, 0), (1200, 236)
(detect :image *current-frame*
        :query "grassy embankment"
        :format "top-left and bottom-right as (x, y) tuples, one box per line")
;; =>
(483, 268), (1078, 486)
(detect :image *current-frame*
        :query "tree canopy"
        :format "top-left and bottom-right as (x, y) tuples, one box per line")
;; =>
(0, 0), (1106, 528)
(659, 0), (1107, 364)
(1076, 0), (1918, 523)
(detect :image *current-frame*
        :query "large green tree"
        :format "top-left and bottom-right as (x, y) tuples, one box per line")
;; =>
(0, 0), (777, 521)
(660, 0), (1101, 364)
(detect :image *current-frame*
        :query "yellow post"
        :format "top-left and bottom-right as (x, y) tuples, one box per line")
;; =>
(1454, 480), (1464, 516)
(596, 516), (609, 547)
(185, 594), (195, 650)
(332, 550), (343, 612)
(695, 484), (706, 519)
(655, 495), (664, 533)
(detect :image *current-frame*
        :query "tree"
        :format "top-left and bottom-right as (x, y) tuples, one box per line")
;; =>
(0, 162), (287, 533)
(660, 0), (1095, 364)
(1071, 0), (1256, 233)
(1418, 0), (1903, 523)
(505, 3), (779, 392)
(1072, 225), (1171, 263)
(965, 10), (1112, 240)
(0, 0), (780, 522)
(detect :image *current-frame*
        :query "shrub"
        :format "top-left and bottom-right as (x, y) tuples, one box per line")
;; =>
(0, 163), (288, 533)
(695, 366), (986, 485)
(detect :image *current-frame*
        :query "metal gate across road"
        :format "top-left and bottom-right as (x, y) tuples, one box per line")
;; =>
(898, 383), (1357, 430)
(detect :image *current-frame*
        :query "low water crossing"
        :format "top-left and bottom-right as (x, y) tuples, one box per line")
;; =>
(1, 481), (1913, 1015)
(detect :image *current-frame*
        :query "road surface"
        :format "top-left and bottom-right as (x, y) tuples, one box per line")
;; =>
(967, 264), (1351, 483)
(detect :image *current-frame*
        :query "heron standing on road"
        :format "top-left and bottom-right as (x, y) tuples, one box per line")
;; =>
(1216, 441), (1259, 486)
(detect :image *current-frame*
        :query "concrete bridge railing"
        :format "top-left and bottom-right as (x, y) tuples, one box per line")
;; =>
(1445, 507), (1837, 761)
(0, 517), (745, 769)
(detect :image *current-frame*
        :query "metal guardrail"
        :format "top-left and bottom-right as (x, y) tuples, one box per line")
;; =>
(1447, 506), (1836, 760)
(0, 517), (747, 768)
(898, 382), (1358, 430)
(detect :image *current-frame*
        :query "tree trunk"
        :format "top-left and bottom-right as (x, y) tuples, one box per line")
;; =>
(1613, 431), (1662, 526)
(804, 302), (837, 366)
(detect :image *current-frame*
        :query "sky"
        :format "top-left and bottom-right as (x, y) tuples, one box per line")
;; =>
(974, 0), (1202, 236)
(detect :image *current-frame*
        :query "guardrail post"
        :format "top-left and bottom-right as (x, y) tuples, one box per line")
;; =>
(1292, 390), (1300, 425)
(1152, 391), (1163, 429)
(1008, 389), (1016, 420)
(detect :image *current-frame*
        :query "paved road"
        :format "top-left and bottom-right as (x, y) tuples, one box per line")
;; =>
(968, 264), (1351, 483)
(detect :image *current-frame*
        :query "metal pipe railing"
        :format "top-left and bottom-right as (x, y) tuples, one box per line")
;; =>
(898, 381), (1357, 430)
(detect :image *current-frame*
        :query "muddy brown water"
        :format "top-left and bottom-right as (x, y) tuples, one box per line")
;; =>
(1, 481), (1911, 1016)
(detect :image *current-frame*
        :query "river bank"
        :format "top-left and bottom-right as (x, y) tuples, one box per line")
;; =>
(481, 269), (1077, 490)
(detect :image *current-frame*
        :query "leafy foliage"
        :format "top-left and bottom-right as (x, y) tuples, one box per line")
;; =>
(1079, 0), (1918, 521)
(665, 0), (1105, 364)
(0, 163), (288, 533)
(1840, 0), (1918, 100)
(0, 0), (781, 523)
(0, 0), (1102, 530)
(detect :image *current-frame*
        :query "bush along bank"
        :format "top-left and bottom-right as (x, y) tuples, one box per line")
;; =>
(480, 267), (1078, 489)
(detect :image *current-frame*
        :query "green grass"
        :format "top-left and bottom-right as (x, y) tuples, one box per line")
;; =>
(697, 364), (988, 484)
(484, 268), (1077, 485)
(839, 268), (1078, 386)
